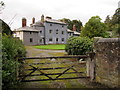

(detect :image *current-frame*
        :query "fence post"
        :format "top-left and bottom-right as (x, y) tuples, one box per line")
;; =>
(87, 53), (95, 81)
(16, 57), (19, 81)
(86, 56), (90, 77)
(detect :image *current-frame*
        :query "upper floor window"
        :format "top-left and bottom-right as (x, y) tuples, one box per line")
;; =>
(62, 25), (64, 27)
(49, 30), (52, 33)
(30, 32), (32, 34)
(50, 24), (52, 26)
(40, 31), (42, 34)
(56, 29), (58, 34)
(62, 38), (64, 41)
(62, 31), (64, 34)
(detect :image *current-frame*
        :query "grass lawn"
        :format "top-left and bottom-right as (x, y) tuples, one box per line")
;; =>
(34, 44), (66, 50)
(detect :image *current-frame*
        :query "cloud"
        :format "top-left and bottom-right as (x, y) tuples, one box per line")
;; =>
(1, 0), (119, 29)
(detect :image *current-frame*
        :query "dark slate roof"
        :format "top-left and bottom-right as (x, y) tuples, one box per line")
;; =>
(44, 18), (67, 25)
(13, 26), (39, 32)
(32, 21), (44, 27)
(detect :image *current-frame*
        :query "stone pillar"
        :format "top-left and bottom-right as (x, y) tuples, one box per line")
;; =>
(94, 38), (120, 88)
(86, 53), (95, 81)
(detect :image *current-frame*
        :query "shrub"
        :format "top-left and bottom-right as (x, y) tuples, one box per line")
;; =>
(65, 37), (93, 55)
(2, 35), (26, 89)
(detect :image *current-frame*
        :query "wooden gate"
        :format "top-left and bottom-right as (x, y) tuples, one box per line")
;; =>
(18, 55), (92, 82)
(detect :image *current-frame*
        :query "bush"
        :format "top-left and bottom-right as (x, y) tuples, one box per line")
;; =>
(65, 37), (93, 55)
(2, 35), (26, 89)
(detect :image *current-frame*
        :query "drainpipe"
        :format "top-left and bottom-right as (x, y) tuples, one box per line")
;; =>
(43, 25), (46, 45)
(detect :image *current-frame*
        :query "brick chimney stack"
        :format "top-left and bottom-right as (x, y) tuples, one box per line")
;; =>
(73, 24), (76, 31)
(32, 17), (35, 24)
(41, 14), (44, 23)
(22, 18), (27, 27)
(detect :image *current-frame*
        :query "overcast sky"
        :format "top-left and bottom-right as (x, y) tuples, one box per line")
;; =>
(1, 0), (119, 30)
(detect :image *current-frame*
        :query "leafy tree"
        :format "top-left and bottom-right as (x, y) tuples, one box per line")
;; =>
(60, 18), (83, 32)
(72, 20), (82, 32)
(2, 35), (26, 89)
(105, 8), (120, 37)
(111, 8), (120, 25)
(81, 16), (109, 38)
(110, 8), (120, 37)
(65, 37), (93, 55)
(0, 19), (12, 36)
(104, 15), (111, 24)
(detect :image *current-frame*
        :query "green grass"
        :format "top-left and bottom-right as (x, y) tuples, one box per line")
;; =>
(34, 44), (66, 50)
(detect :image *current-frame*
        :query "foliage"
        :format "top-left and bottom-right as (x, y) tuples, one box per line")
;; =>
(0, 19), (12, 36)
(34, 44), (65, 50)
(105, 8), (120, 37)
(81, 16), (110, 38)
(65, 37), (93, 55)
(60, 18), (83, 32)
(2, 35), (26, 89)
(111, 8), (120, 25)
(111, 8), (120, 37)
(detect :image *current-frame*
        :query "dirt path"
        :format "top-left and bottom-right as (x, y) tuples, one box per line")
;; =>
(18, 46), (109, 89)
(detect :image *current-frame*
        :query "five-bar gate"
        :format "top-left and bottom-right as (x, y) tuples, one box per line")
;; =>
(18, 55), (92, 82)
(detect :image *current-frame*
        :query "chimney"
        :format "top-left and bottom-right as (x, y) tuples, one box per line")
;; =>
(73, 24), (76, 31)
(22, 18), (27, 27)
(32, 17), (35, 24)
(41, 14), (44, 23)
(46, 16), (52, 19)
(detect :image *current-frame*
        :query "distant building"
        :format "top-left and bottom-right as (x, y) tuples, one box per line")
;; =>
(13, 15), (80, 45)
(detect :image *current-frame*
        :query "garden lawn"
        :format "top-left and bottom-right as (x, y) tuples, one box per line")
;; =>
(34, 44), (66, 50)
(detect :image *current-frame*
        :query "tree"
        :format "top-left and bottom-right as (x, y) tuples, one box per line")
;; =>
(111, 8), (120, 25)
(65, 37), (93, 55)
(0, 19), (12, 36)
(81, 16), (109, 38)
(104, 15), (111, 24)
(72, 20), (82, 32)
(110, 8), (120, 37)
(60, 18), (83, 32)
(104, 15), (113, 31)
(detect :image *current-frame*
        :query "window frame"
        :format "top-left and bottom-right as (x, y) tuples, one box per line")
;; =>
(49, 38), (52, 42)
(62, 38), (64, 42)
(56, 29), (58, 34)
(62, 31), (64, 34)
(30, 38), (33, 42)
(49, 30), (52, 33)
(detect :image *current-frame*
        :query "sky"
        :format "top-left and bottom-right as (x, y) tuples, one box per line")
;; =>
(1, 0), (119, 30)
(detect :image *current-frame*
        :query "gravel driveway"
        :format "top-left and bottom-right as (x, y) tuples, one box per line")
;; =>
(18, 46), (109, 89)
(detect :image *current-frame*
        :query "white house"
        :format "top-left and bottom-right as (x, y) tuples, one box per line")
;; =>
(13, 15), (80, 45)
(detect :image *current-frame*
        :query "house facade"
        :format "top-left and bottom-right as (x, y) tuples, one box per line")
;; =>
(13, 15), (80, 45)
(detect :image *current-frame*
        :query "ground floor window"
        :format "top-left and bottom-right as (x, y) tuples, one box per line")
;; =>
(49, 38), (52, 41)
(40, 39), (42, 43)
(56, 38), (58, 42)
(30, 38), (33, 42)
(62, 38), (64, 42)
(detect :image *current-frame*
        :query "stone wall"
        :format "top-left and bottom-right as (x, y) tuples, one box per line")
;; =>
(93, 38), (120, 88)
